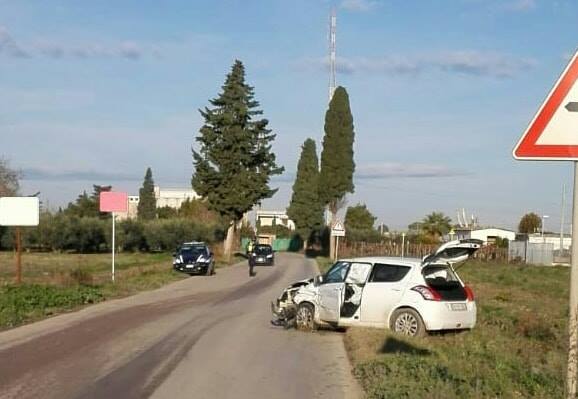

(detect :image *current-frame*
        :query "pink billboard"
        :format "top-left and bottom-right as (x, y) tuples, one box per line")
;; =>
(99, 192), (128, 213)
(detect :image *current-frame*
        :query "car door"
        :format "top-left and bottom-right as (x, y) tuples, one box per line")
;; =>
(360, 263), (413, 324)
(317, 261), (350, 322)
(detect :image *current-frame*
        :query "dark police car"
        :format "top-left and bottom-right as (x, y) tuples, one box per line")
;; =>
(249, 244), (275, 266)
(172, 242), (215, 276)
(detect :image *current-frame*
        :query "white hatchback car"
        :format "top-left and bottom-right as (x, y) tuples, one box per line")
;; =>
(271, 239), (482, 336)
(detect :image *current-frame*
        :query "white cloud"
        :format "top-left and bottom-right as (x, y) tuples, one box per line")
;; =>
(0, 26), (158, 60)
(340, 0), (379, 12)
(356, 162), (468, 179)
(296, 50), (536, 78)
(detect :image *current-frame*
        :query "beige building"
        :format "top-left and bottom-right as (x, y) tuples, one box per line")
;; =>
(256, 210), (295, 230)
(116, 186), (199, 220)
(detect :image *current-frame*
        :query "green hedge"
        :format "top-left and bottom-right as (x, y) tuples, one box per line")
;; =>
(0, 213), (225, 253)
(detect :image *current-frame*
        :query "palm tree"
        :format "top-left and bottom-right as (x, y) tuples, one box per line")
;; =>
(421, 212), (452, 240)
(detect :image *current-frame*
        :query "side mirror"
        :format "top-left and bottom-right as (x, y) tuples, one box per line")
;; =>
(314, 275), (324, 286)
(172, 253), (177, 257)
(210, 252), (214, 257)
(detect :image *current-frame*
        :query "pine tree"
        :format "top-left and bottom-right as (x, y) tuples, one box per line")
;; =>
(192, 60), (284, 258)
(287, 139), (324, 247)
(138, 167), (156, 220)
(319, 86), (355, 215)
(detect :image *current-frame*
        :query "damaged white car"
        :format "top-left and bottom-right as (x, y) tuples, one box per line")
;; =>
(271, 239), (482, 337)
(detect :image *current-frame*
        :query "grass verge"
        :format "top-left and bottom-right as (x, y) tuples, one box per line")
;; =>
(320, 260), (568, 398)
(0, 251), (243, 330)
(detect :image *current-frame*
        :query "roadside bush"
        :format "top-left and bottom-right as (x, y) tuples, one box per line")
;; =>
(6, 211), (226, 254)
(118, 219), (148, 251)
(143, 219), (219, 251)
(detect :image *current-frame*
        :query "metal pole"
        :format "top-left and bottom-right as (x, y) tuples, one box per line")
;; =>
(562, 183), (567, 255)
(16, 226), (21, 284)
(566, 161), (578, 398)
(335, 236), (339, 260)
(401, 232), (406, 259)
(112, 212), (115, 282)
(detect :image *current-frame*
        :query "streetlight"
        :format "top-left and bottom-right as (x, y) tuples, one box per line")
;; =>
(542, 215), (550, 242)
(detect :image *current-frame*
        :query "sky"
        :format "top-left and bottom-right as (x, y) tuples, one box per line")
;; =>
(1, 0), (578, 231)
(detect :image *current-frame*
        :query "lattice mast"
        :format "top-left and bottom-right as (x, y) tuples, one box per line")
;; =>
(328, 8), (337, 102)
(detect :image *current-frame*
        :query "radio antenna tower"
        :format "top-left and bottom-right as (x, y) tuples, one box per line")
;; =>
(328, 8), (337, 102)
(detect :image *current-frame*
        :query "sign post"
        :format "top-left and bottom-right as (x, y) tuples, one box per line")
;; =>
(0, 197), (40, 284)
(99, 192), (127, 283)
(331, 220), (346, 260)
(513, 49), (578, 398)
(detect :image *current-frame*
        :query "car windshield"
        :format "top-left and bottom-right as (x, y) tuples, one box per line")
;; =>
(324, 261), (350, 283)
(179, 246), (207, 257)
(254, 245), (272, 255)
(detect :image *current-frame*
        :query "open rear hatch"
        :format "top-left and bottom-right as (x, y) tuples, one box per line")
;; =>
(422, 239), (483, 266)
(421, 239), (482, 301)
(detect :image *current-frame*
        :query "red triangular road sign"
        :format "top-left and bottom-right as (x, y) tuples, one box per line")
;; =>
(514, 49), (578, 160)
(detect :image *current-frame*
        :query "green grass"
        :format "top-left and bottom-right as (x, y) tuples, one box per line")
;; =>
(0, 250), (242, 329)
(337, 261), (570, 399)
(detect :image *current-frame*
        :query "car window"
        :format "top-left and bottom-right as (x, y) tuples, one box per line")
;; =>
(345, 262), (372, 284)
(254, 245), (272, 255)
(180, 246), (208, 257)
(324, 261), (350, 284)
(369, 263), (411, 283)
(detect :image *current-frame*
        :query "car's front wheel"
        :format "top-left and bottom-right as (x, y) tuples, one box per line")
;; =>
(296, 303), (316, 331)
(390, 308), (425, 337)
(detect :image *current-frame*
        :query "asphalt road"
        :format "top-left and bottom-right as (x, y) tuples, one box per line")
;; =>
(0, 253), (361, 399)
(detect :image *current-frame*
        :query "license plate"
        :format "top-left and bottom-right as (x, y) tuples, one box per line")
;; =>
(185, 264), (195, 268)
(257, 257), (264, 262)
(450, 303), (467, 311)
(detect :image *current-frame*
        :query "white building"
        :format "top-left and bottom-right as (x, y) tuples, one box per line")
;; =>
(453, 228), (516, 245)
(256, 210), (295, 230)
(528, 233), (571, 251)
(116, 186), (199, 220)
(154, 186), (199, 209)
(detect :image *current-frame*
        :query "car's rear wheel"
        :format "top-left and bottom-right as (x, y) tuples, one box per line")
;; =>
(390, 308), (425, 337)
(296, 303), (316, 331)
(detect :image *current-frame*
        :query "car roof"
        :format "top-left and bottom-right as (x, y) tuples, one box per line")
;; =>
(181, 242), (206, 246)
(338, 256), (422, 267)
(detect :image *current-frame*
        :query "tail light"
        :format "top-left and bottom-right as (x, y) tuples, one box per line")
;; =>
(464, 285), (475, 301)
(411, 285), (441, 301)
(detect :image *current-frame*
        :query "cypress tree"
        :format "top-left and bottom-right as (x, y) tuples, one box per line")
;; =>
(287, 138), (324, 247)
(138, 167), (156, 220)
(192, 60), (284, 258)
(319, 86), (355, 216)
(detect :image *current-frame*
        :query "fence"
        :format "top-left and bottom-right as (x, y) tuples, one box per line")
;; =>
(508, 240), (555, 265)
(338, 242), (509, 263)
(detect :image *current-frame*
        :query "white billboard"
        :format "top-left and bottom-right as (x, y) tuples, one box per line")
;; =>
(0, 197), (40, 226)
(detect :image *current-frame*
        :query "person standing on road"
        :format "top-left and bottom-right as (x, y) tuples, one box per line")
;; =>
(248, 252), (256, 277)
(246, 239), (254, 256)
